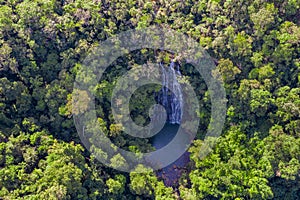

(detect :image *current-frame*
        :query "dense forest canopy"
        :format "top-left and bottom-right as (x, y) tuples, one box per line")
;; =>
(0, 0), (300, 199)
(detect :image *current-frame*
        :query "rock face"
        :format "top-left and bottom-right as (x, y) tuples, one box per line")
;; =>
(157, 61), (183, 125)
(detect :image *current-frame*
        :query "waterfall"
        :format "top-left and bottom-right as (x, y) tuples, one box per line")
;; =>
(157, 61), (183, 124)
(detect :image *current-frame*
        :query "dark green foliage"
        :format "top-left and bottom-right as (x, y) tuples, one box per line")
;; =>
(0, 0), (299, 199)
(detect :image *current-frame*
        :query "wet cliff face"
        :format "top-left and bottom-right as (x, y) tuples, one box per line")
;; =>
(157, 61), (183, 125)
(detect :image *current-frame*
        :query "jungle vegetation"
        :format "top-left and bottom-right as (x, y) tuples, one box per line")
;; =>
(0, 0), (300, 199)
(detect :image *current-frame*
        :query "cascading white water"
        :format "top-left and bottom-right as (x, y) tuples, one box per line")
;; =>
(158, 61), (183, 124)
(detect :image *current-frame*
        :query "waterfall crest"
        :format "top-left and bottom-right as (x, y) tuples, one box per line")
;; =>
(157, 61), (183, 124)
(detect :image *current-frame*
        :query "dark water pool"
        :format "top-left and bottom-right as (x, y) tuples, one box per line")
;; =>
(150, 124), (191, 187)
